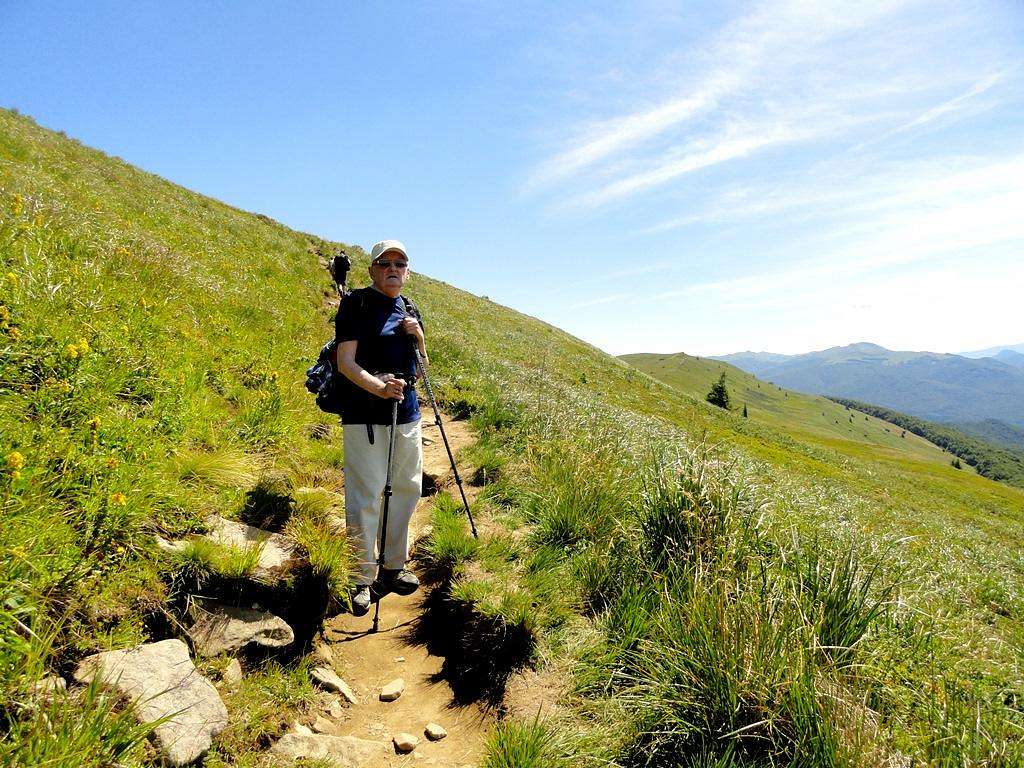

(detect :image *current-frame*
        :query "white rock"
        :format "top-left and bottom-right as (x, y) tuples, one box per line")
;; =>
(203, 515), (297, 582)
(379, 677), (405, 702)
(154, 536), (190, 554)
(272, 729), (388, 767)
(424, 722), (448, 741)
(188, 598), (294, 656)
(73, 639), (227, 767)
(393, 656), (406, 663)
(311, 666), (359, 705)
(393, 732), (419, 752)
(221, 658), (243, 687)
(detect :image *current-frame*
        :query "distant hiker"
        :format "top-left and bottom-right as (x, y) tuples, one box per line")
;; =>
(335, 239), (426, 616)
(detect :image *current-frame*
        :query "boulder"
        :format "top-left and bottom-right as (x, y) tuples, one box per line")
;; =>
(73, 639), (227, 766)
(187, 598), (294, 656)
(379, 677), (404, 702)
(393, 732), (419, 752)
(311, 666), (359, 705)
(272, 729), (387, 767)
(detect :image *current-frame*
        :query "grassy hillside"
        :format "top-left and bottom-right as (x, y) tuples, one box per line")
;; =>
(4, 108), (1024, 766)
(621, 351), (972, 470)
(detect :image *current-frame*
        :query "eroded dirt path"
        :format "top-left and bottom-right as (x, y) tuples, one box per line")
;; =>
(320, 418), (488, 767)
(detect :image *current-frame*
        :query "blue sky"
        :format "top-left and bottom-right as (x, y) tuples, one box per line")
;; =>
(3, 1), (1022, 355)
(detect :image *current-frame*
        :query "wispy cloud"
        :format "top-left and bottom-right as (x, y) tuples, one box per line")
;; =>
(525, 1), (1020, 216)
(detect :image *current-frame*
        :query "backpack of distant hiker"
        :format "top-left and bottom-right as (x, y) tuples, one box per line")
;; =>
(305, 290), (422, 416)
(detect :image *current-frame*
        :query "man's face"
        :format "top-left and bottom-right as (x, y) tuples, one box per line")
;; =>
(369, 250), (409, 297)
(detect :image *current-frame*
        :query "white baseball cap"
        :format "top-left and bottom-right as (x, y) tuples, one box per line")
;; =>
(369, 239), (408, 263)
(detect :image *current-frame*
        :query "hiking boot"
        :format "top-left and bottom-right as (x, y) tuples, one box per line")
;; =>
(350, 585), (371, 616)
(380, 568), (419, 596)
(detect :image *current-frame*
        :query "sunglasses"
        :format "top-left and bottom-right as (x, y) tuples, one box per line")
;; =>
(374, 260), (408, 269)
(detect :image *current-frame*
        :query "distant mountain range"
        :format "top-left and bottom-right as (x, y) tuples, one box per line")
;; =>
(712, 342), (1024, 449)
(959, 342), (1024, 359)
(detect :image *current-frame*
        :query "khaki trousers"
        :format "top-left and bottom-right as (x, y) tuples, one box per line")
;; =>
(343, 420), (422, 585)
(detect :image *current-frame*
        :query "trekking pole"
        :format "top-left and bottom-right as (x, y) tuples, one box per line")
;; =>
(412, 348), (478, 539)
(371, 398), (400, 633)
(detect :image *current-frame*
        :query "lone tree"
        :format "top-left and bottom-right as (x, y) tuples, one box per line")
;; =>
(706, 373), (731, 410)
(743, 403), (748, 418)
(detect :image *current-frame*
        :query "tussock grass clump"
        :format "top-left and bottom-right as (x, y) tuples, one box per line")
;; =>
(171, 446), (259, 488)
(419, 491), (480, 575)
(0, 677), (152, 768)
(287, 515), (353, 600)
(207, 657), (319, 763)
(173, 538), (263, 581)
(482, 718), (567, 768)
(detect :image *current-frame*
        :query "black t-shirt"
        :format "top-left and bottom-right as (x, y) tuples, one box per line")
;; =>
(334, 287), (422, 425)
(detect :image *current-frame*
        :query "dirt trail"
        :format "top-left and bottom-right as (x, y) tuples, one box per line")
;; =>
(320, 418), (488, 767)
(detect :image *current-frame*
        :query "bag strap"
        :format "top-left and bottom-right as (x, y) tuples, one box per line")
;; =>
(400, 295), (421, 321)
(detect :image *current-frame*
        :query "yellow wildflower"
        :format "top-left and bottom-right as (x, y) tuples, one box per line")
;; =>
(10, 470), (21, 481)
(106, 456), (118, 469)
(5, 272), (17, 287)
(6, 451), (25, 470)
(0, 305), (9, 322)
(9, 546), (26, 559)
(65, 344), (79, 359)
(88, 416), (101, 431)
(109, 492), (127, 506)
(77, 337), (89, 354)
(7, 327), (21, 340)
(11, 194), (23, 217)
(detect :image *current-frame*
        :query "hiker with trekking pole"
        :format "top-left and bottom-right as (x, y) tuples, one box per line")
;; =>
(333, 240), (426, 620)
(307, 239), (478, 629)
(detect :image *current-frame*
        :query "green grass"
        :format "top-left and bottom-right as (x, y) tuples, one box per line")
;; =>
(3, 107), (1024, 765)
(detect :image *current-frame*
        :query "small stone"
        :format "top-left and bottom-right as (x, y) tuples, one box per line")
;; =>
(379, 677), (405, 702)
(221, 658), (243, 687)
(311, 666), (359, 705)
(324, 698), (346, 720)
(424, 723), (447, 741)
(393, 732), (419, 752)
(312, 715), (341, 736)
(32, 675), (67, 695)
(393, 656), (405, 663)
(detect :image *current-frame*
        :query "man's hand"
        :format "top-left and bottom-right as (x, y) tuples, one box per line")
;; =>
(378, 373), (406, 400)
(400, 316), (424, 344)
